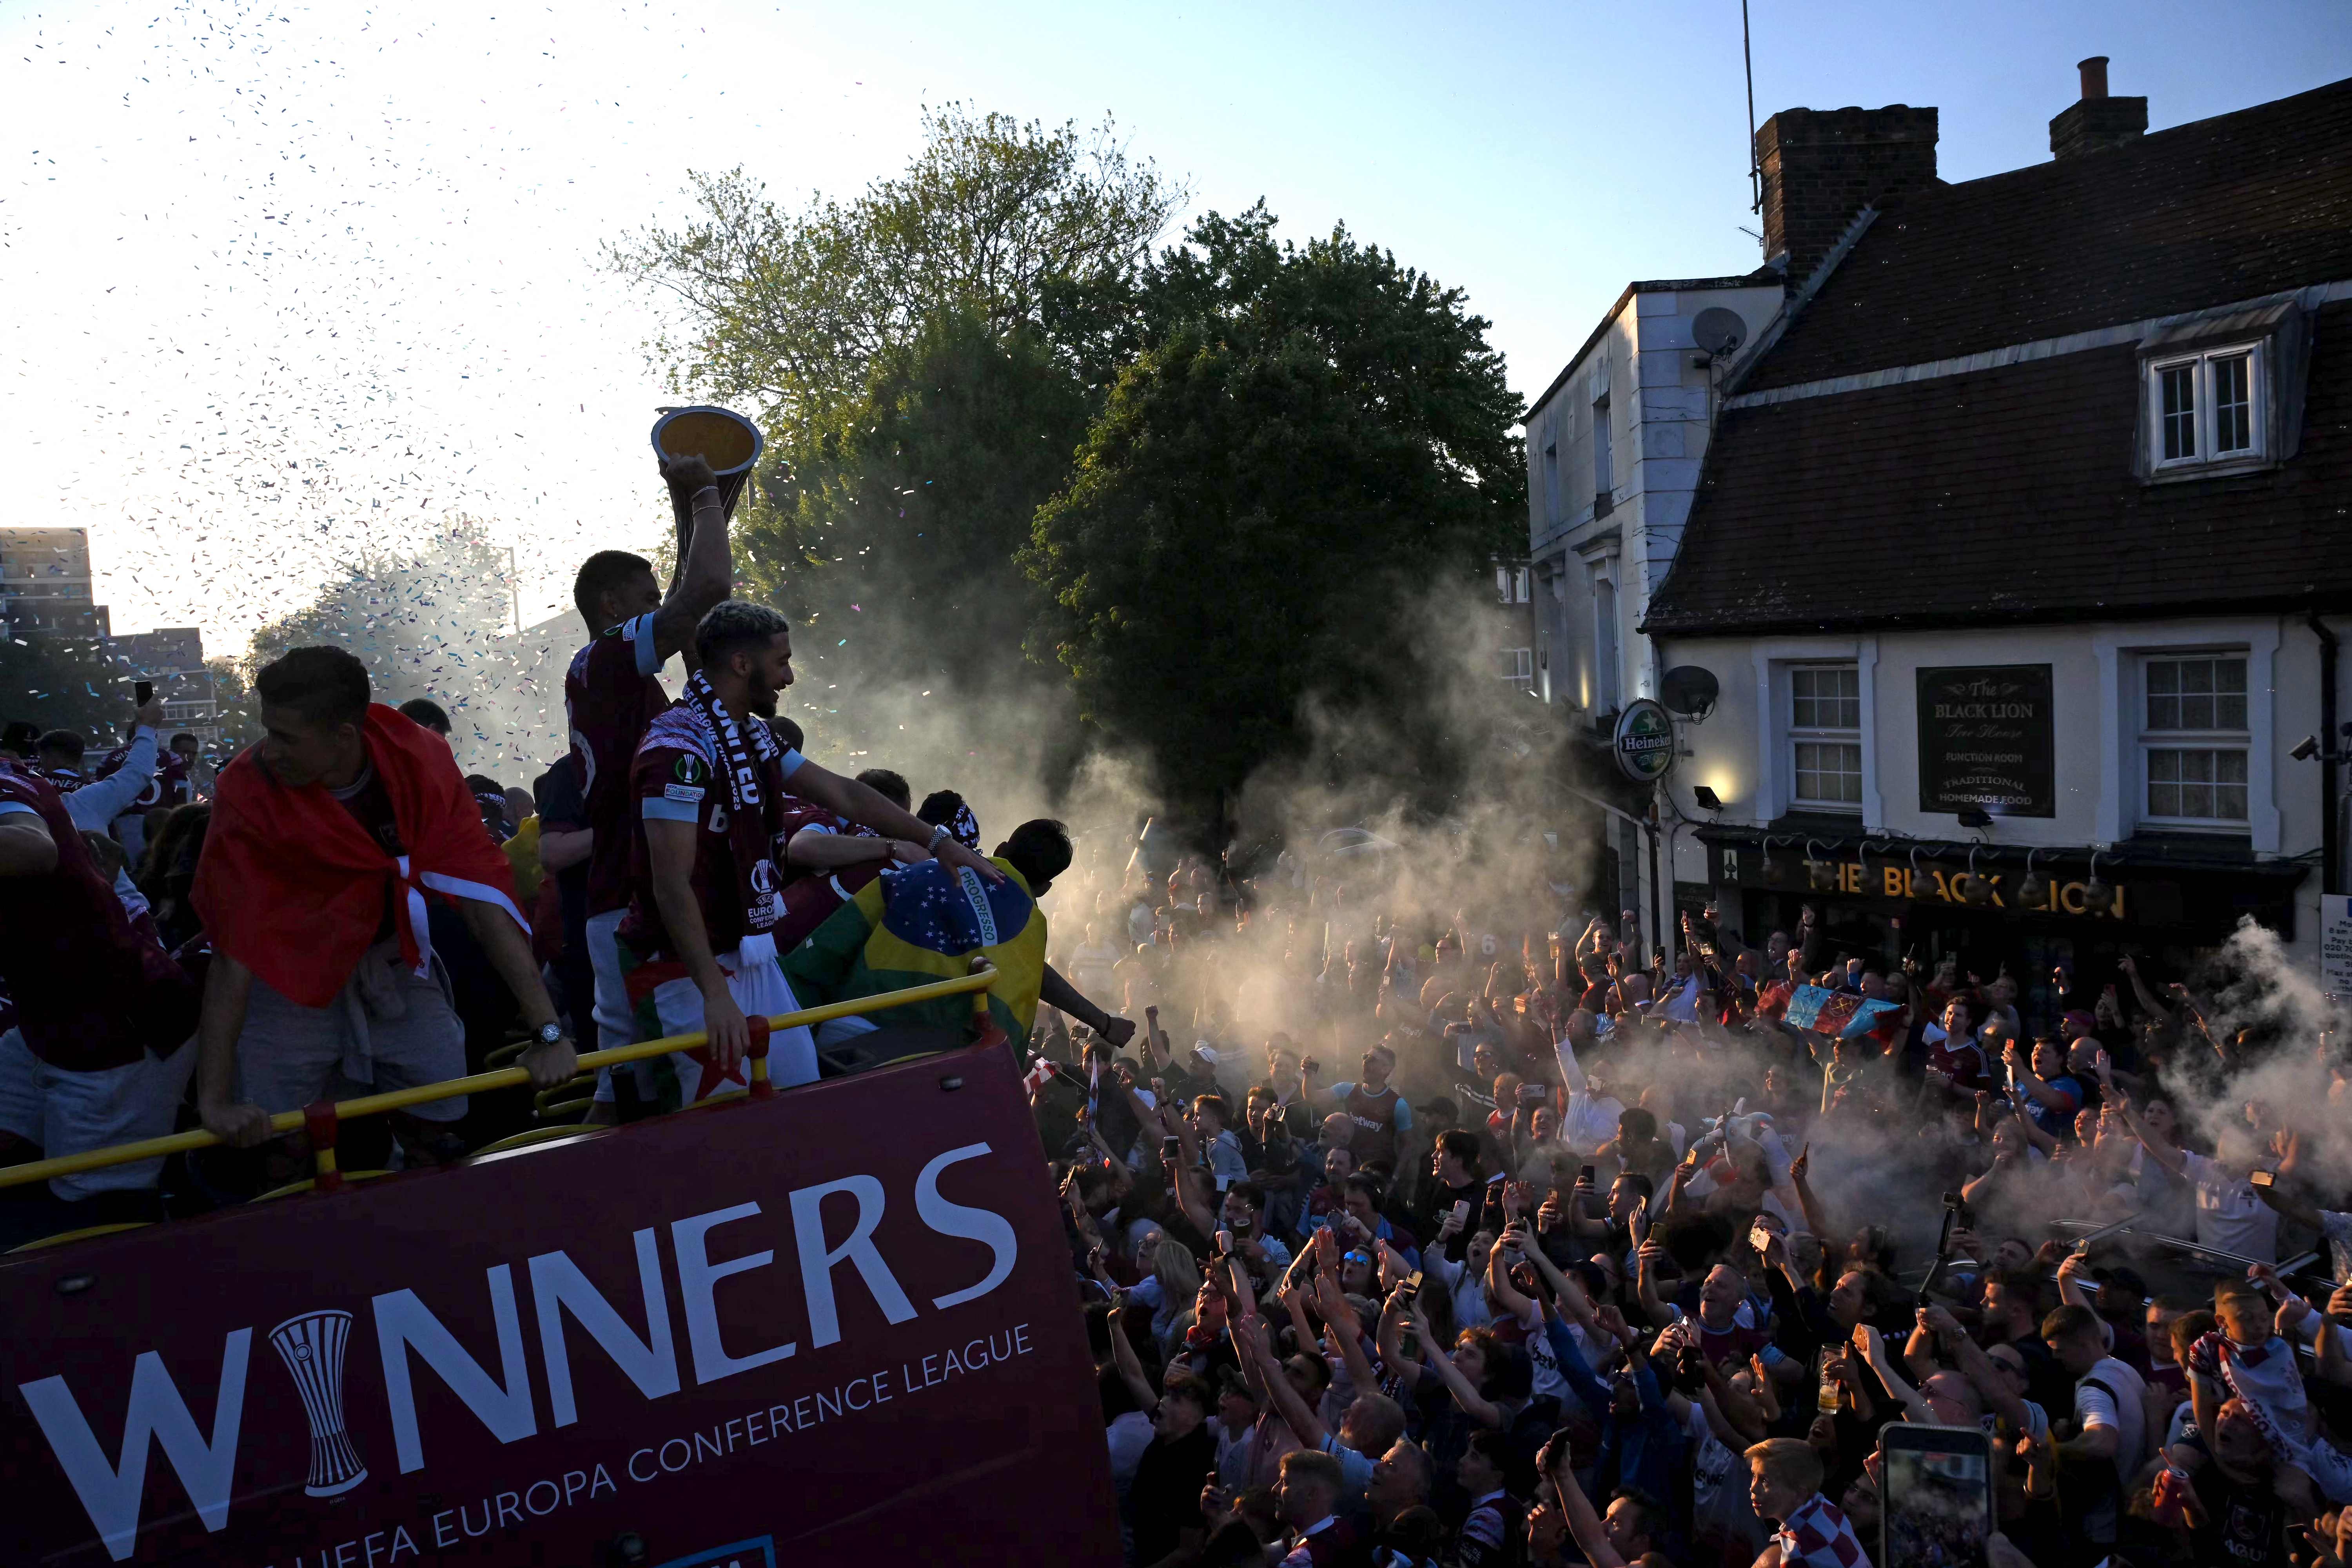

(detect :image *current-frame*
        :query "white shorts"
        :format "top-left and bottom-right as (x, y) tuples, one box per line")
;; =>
(0, 1029), (198, 1200)
(585, 906), (635, 1105)
(603, 946), (819, 1111)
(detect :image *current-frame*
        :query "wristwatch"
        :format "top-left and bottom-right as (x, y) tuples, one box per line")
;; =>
(927, 822), (953, 850)
(535, 1021), (568, 1048)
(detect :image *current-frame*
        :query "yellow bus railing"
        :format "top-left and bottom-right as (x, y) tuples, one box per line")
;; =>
(0, 968), (998, 1193)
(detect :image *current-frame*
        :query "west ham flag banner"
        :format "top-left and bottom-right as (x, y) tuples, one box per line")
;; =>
(1782, 983), (1900, 1038)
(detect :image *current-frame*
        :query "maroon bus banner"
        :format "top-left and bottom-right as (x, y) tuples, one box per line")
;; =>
(0, 1044), (1119, 1566)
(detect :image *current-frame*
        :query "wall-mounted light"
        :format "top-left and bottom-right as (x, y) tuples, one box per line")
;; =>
(1693, 785), (1723, 811)
(2084, 849), (2115, 916)
(1858, 838), (1891, 890)
(2014, 848), (2048, 908)
(1956, 845), (1994, 906)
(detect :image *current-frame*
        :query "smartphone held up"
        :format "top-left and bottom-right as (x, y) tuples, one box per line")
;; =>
(1878, 1423), (1994, 1568)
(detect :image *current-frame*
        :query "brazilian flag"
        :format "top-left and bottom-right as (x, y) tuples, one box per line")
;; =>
(780, 855), (1047, 1044)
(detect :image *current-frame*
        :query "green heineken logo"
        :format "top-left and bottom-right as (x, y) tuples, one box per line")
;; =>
(1613, 699), (1677, 784)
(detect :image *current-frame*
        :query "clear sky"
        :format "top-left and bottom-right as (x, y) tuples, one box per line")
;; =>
(4, 0), (2348, 652)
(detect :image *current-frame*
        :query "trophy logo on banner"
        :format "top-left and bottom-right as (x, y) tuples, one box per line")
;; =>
(269, 1310), (369, 1497)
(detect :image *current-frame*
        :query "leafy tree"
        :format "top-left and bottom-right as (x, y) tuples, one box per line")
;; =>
(243, 518), (520, 766)
(613, 106), (1181, 769)
(1024, 208), (1526, 820)
(0, 626), (133, 743)
(205, 655), (260, 745)
(610, 105), (1181, 443)
(736, 308), (1091, 763)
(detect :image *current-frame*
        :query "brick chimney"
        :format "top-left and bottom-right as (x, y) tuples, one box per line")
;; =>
(2049, 55), (2147, 159)
(1755, 105), (1940, 286)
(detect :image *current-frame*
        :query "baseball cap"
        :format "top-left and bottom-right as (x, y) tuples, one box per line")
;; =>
(1192, 1044), (1220, 1064)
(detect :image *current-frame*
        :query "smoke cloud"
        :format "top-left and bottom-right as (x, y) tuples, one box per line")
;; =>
(2174, 919), (2352, 1192)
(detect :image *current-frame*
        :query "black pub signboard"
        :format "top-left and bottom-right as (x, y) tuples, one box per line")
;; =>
(1916, 664), (2055, 818)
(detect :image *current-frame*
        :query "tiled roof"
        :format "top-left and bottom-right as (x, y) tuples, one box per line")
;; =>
(1746, 77), (2352, 392)
(1641, 300), (2352, 636)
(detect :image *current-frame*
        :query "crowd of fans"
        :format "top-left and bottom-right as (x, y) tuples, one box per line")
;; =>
(2, 446), (2351, 1568)
(1040, 873), (2352, 1567)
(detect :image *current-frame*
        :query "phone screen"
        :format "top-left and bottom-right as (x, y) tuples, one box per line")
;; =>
(1880, 1426), (1994, 1568)
(134, 680), (154, 706)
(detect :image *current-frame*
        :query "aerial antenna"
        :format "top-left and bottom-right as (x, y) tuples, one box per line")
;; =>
(1742, 0), (1760, 214)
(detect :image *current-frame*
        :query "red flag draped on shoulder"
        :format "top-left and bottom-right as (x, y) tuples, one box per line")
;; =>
(193, 704), (525, 1007)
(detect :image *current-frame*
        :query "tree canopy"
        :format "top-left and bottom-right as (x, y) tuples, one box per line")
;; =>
(243, 518), (520, 755)
(610, 106), (1182, 442)
(612, 106), (1186, 773)
(737, 309), (1092, 762)
(0, 627), (132, 742)
(1023, 208), (1525, 817)
(615, 114), (1526, 830)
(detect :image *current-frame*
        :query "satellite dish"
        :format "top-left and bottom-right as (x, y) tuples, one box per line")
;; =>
(1691, 307), (1748, 358)
(1661, 665), (1720, 721)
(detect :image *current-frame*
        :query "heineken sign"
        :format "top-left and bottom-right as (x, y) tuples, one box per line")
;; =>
(1613, 698), (1677, 783)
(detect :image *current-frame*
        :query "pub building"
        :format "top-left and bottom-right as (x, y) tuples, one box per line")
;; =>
(1710, 837), (2306, 1006)
(1599, 71), (2352, 1003)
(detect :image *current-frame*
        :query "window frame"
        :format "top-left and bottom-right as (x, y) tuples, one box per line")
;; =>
(2145, 341), (2266, 474)
(1589, 565), (1621, 714)
(1786, 661), (1864, 813)
(1592, 389), (1614, 506)
(1541, 413), (1562, 528)
(2134, 650), (2251, 832)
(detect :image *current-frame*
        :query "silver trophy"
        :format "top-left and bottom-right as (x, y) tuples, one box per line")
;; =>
(269, 1310), (369, 1497)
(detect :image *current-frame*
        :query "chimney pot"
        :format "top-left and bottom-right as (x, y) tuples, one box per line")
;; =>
(2049, 60), (2145, 159)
